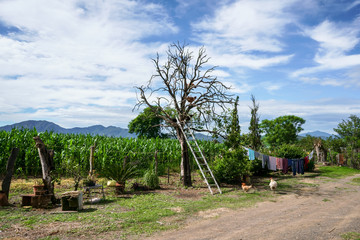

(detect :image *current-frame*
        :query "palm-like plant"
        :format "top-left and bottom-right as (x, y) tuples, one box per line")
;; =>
(103, 158), (138, 193)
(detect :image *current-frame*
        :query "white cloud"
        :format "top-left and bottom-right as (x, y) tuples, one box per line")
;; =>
(0, 0), (177, 127)
(190, 0), (297, 71)
(292, 18), (360, 78)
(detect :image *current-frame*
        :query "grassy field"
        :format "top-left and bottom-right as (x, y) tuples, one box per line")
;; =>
(1, 166), (360, 240)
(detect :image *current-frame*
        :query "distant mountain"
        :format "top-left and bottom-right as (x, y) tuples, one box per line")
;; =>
(0, 120), (137, 138)
(0, 120), (216, 140)
(299, 131), (334, 139)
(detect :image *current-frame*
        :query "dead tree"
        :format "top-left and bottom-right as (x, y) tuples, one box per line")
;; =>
(135, 42), (233, 187)
(314, 138), (327, 162)
(33, 136), (57, 204)
(1, 148), (19, 199)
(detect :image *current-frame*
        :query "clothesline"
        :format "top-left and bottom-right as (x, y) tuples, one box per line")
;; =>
(243, 147), (314, 175)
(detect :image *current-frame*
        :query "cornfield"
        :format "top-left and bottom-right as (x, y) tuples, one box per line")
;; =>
(0, 128), (224, 178)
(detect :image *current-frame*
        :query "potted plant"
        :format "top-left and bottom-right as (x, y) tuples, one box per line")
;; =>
(103, 159), (138, 194)
(33, 179), (45, 195)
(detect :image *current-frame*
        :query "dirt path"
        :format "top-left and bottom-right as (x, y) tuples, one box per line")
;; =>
(150, 174), (360, 240)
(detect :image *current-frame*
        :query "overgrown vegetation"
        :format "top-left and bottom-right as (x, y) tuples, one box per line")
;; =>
(0, 128), (224, 178)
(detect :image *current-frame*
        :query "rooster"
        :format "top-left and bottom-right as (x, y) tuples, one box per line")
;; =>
(269, 177), (277, 191)
(241, 183), (252, 192)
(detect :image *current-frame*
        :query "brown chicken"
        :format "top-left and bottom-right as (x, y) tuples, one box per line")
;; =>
(241, 183), (252, 192)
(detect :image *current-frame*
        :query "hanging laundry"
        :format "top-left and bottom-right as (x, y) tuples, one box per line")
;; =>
(291, 159), (298, 176)
(308, 150), (314, 160)
(299, 158), (304, 175)
(262, 155), (269, 169)
(276, 158), (283, 170)
(282, 158), (288, 174)
(287, 159), (292, 168)
(248, 149), (255, 161)
(255, 151), (261, 160)
(268, 156), (277, 171)
(304, 156), (309, 171)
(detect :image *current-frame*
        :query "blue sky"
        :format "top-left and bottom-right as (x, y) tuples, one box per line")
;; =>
(0, 0), (359, 134)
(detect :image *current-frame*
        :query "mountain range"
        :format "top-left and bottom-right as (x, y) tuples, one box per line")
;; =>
(299, 131), (334, 139)
(0, 120), (333, 140)
(0, 120), (137, 138)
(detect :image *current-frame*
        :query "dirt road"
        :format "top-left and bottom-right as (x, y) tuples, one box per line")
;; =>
(150, 174), (360, 240)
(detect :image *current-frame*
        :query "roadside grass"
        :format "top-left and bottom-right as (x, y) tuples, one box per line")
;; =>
(349, 177), (360, 186)
(316, 166), (360, 179)
(0, 186), (275, 239)
(1, 166), (358, 239)
(341, 232), (360, 240)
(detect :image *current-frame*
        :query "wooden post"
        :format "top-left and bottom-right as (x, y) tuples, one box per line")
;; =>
(154, 150), (158, 175)
(33, 136), (56, 204)
(1, 148), (19, 199)
(89, 144), (95, 176)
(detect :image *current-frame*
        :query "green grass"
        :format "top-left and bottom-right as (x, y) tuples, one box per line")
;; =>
(1, 167), (359, 239)
(317, 166), (360, 178)
(0, 186), (274, 239)
(350, 177), (360, 185)
(341, 232), (360, 240)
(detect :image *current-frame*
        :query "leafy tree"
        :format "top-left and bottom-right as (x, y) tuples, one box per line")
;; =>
(135, 42), (233, 186)
(248, 94), (261, 150)
(212, 97), (250, 183)
(333, 115), (360, 149)
(260, 115), (305, 147)
(128, 106), (164, 139)
(333, 115), (360, 169)
(274, 144), (305, 159)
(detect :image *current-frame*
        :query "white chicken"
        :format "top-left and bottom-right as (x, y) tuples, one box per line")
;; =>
(269, 177), (277, 191)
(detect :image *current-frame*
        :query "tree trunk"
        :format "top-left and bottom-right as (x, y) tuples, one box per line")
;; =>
(178, 129), (192, 187)
(2, 148), (19, 199)
(33, 136), (57, 204)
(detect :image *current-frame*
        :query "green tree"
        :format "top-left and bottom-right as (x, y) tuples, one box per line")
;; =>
(248, 94), (262, 150)
(260, 115), (305, 147)
(128, 106), (164, 139)
(333, 115), (360, 149)
(333, 115), (360, 169)
(212, 96), (250, 183)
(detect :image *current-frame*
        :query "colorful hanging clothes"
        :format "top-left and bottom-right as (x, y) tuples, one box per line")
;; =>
(276, 158), (283, 170)
(304, 156), (309, 171)
(299, 158), (304, 175)
(248, 149), (255, 160)
(268, 156), (277, 171)
(282, 158), (288, 174)
(308, 150), (314, 160)
(262, 155), (269, 169)
(255, 151), (261, 160)
(291, 159), (298, 176)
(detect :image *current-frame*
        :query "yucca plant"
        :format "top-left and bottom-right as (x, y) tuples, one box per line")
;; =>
(102, 157), (138, 193)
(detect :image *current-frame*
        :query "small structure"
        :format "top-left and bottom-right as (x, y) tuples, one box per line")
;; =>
(61, 191), (83, 211)
(83, 184), (105, 203)
(21, 194), (52, 208)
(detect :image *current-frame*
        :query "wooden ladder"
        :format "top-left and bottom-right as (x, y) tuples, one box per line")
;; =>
(176, 117), (222, 195)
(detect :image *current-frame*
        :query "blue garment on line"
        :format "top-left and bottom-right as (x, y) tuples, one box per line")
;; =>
(291, 159), (298, 176)
(262, 155), (269, 169)
(248, 149), (255, 160)
(299, 158), (304, 175)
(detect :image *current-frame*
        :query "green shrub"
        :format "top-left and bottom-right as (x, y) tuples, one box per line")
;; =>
(143, 169), (159, 189)
(275, 144), (305, 159)
(307, 159), (315, 172)
(250, 159), (267, 176)
(212, 148), (250, 184)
